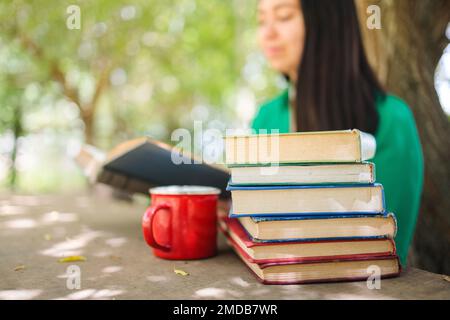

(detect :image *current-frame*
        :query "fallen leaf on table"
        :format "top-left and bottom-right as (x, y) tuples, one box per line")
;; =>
(14, 265), (26, 272)
(174, 269), (189, 276)
(443, 275), (450, 283)
(58, 256), (87, 263)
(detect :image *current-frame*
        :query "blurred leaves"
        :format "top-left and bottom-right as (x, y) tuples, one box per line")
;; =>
(13, 265), (26, 272)
(0, 0), (281, 192)
(174, 268), (189, 276)
(0, 0), (279, 144)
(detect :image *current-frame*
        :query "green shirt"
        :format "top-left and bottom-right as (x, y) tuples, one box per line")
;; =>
(251, 89), (424, 266)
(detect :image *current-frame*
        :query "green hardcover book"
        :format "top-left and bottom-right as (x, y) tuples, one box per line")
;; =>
(224, 129), (376, 165)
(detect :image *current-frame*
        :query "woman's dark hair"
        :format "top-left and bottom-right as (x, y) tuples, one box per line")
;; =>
(294, 0), (385, 134)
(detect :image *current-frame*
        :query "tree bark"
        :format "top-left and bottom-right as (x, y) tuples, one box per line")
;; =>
(357, 0), (450, 274)
(9, 104), (23, 190)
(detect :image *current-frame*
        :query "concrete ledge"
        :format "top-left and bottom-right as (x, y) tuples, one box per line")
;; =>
(1, 192), (449, 300)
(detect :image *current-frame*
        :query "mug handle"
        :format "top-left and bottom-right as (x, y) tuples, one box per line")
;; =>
(142, 203), (172, 252)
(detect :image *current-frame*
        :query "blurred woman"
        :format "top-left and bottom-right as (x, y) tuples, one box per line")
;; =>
(253, 0), (424, 266)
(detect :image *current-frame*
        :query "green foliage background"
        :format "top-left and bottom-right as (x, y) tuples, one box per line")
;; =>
(0, 0), (284, 192)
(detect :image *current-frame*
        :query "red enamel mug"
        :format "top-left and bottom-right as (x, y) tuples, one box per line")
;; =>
(142, 185), (220, 260)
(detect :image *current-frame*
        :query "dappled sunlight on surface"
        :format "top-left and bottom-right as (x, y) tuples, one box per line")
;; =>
(193, 288), (227, 299)
(54, 289), (124, 300)
(0, 194), (139, 299)
(41, 211), (79, 224)
(0, 205), (29, 216)
(229, 277), (251, 288)
(317, 280), (398, 300)
(9, 195), (52, 206)
(0, 218), (37, 229)
(0, 206), (79, 234)
(40, 228), (107, 258)
(102, 266), (123, 273)
(92, 250), (114, 258)
(193, 287), (244, 299)
(105, 237), (127, 248)
(0, 289), (43, 300)
(1, 193), (445, 299)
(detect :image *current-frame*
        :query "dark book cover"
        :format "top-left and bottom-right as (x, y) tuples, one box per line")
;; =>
(80, 137), (231, 198)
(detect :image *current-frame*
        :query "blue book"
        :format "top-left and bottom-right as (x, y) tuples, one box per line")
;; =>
(227, 183), (386, 217)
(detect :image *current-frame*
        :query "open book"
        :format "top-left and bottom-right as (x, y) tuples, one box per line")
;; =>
(75, 137), (231, 198)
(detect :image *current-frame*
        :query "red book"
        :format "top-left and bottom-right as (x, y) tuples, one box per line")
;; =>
(219, 217), (397, 264)
(220, 218), (401, 285)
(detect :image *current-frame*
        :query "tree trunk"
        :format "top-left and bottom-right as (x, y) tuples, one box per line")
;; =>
(15, 34), (110, 147)
(9, 104), (23, 190)
(82, 110), (95, 146)
(357, 0), (450, 274)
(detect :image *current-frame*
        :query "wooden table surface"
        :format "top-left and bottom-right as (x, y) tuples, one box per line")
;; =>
(1, 190), (449, 300)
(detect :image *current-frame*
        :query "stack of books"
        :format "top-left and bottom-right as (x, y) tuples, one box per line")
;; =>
(222, 130), (401, 285)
